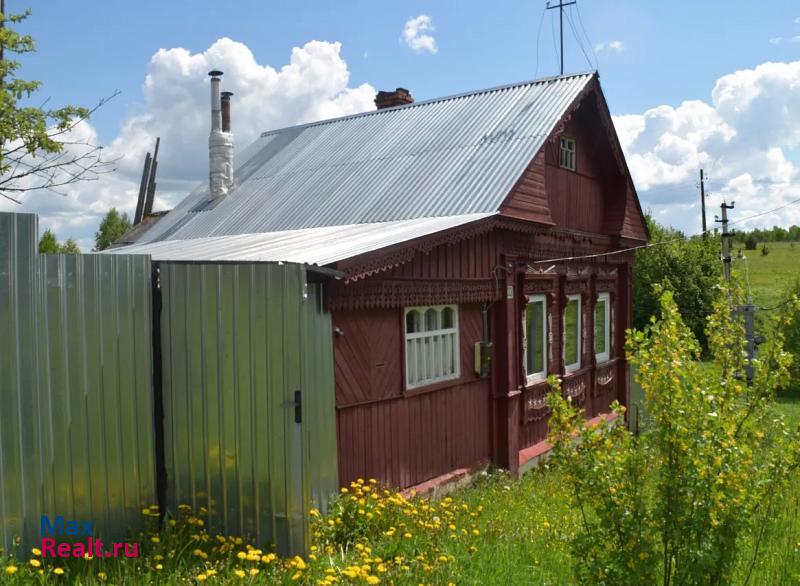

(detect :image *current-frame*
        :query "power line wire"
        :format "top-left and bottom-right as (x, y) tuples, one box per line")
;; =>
(533, 5), (547, 79)
(728, 196), (800, 228)
(564, 8), (594, 70)
(549, 9), (560, 68)
(528, 229), (707, 265)
(573, 2), (598, 69)
(529, 197), (800, 266)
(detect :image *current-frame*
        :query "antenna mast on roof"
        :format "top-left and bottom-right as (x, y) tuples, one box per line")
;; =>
(546, 0), (576, 75)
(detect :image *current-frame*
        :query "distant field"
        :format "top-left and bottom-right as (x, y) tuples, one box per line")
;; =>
(731, 241), (800, 308)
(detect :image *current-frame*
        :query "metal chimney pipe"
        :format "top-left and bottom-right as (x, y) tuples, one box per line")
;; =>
(221, 91), (233, 133)
(209, 70), (222, 132)
(208, 70), (234, 198)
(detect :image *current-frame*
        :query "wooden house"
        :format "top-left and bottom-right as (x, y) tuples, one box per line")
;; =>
(121, 71), (648, 490)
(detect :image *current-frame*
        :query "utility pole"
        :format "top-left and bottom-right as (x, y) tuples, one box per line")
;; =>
(717, 200), (734, 283)
(699, 169), (707, 238)
(546, 0), (577, 75)
(718, 201), (757, 383)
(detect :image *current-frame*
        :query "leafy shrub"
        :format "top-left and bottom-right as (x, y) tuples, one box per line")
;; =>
(745, 235), (758, 251)
(548, 284), (800, 585)
(781, 281), (800, 394)
(633, 214), (720, 352)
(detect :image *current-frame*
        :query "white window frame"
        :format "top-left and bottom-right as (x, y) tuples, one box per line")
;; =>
(523, 294), (548, 385)
(595, 292), (611, 364)
(563, 294), (582, 373)
(404, 305), (460, 390)
(559, 136), (576, 172)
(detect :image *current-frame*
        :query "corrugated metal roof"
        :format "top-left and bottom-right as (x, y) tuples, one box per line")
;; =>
(136, 72), (595, 245)
(107, 213), (495, 264)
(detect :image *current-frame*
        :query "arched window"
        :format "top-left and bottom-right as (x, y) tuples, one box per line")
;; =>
(404, 305), (459, 390)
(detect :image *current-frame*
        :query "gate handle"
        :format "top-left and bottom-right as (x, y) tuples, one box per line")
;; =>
(282, 390), (302, 424)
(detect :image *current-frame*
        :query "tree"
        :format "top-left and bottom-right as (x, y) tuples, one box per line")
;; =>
(37, 228), (60, 253)
(38, 228), (80, 253)
(632, 213), (720, 352)
(60, 238), (79, 253)
(548, 285), (800, 585)
(0, 3), (117, 203)
(94, 208), (131, 251)
(744, 235), (758, 250)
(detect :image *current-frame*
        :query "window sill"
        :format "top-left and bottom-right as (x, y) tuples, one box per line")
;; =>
(404, 375), (477, 398)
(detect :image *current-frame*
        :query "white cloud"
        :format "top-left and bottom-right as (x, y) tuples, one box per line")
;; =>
(595, 40), (625, 53)
(793, 36), (800, 43)
(614, 60), (800, 233)
(0, 38), (376, 250)
(769, 37), (783, 45)
(794, 16), (800, 24)
(401, 15), (438, 54)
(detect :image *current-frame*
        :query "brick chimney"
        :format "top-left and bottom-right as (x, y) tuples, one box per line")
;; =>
(374, 88), (414, 110)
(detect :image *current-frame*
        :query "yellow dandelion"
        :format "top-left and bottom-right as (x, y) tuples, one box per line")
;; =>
(366, 576), (380, 585)
(155, 564), (163, 571)
(150, 536), (160, 543)
(234, 569), (246, 578)
(29, 559), (41, 568)
(31, 547), (42, 556)
(236, 551), (247, 560)
(197, 574), (207, 582)
(249, 568), (260, 576)
(53, 568), (65, 576)
(5, 566), (19, 575)
(98, 572), (108, 581)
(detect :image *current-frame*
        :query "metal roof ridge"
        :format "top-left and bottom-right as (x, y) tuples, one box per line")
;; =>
(258, 71), (597, 138)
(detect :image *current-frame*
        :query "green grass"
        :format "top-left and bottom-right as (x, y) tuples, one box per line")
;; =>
(733, 241), (800, 309)
(4, 408), (800, 585)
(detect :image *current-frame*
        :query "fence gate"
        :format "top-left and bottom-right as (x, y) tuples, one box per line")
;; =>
(158, 262), (337, 555)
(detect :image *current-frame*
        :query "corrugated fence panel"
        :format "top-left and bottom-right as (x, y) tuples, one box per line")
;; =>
(0, 212), (155, 554)
(160, 263), (337, 556)
(0, 213), (40, 551)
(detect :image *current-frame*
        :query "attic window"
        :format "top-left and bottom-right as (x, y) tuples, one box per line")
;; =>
(559, 137), (576, 172)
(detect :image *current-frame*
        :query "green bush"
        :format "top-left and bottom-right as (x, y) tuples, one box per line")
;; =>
(633, 214), (720, 352)
(548, 284), (800, 585)
(781, 281), (800, 394)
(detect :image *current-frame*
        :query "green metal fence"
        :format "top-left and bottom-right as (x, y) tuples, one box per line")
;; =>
(0, 213), (338, 557)
(0, 212), (156, 554)
(158, 262), (338, 555)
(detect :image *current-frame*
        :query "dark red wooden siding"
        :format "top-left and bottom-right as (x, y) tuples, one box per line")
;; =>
(334, 304), (491, 488)
(332, 85), (643, 489)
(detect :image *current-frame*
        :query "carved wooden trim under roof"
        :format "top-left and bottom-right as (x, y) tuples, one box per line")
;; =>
(326, 278), (500, 311)
(523, 277), (557, 295)
(333, 209), (637, 284)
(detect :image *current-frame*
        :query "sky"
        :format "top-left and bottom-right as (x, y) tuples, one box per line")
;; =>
(3, 0), (800, 250)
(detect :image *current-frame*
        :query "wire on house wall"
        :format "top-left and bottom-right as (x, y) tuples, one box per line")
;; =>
(527, 197), (800, 267)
